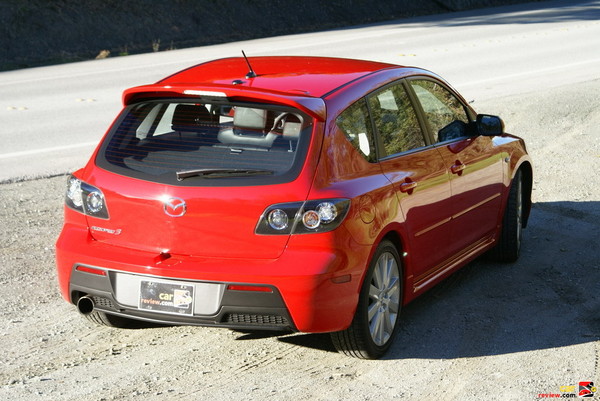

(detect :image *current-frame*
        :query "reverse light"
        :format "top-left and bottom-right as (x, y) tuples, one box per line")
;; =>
(316, 202), (337, 224)
(267, 209), (289, 231)
(65, 175), (109, 219)
(86, 191), (105, 214)
(256, 199), (350, 235)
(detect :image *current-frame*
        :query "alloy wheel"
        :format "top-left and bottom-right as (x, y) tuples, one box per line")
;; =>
(368, 251), (401, 346)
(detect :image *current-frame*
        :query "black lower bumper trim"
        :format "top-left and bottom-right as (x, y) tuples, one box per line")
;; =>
(73, 291), (295, 331)
(69, 265), (297, 331)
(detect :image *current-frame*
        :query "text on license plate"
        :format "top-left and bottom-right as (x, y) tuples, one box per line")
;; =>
(139, 280), (194, 316)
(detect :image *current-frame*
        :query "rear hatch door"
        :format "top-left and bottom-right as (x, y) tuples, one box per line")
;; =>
(85, 170), (307, 259)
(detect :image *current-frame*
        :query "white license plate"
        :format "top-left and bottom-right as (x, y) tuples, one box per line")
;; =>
(139, 280), (194, 316)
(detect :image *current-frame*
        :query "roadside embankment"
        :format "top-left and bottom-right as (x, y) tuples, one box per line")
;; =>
(0, 0), (543, 70)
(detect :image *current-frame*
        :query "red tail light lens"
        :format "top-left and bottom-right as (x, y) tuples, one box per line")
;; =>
(75, 265), (107, 276)
(227, 285), (273, 293)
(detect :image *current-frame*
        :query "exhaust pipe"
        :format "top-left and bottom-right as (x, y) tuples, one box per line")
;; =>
(77, 296), (95, 315)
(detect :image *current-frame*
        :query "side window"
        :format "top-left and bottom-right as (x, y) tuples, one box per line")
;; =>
(409, 80), (470, 143)
(336, 98), (376, 162)
(368, 83), (425, 157)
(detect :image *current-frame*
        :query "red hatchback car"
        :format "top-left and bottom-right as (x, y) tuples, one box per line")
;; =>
(56, 56), (532, 359)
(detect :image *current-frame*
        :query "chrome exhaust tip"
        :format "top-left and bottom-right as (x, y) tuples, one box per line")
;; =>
(76, 296), (95, 315)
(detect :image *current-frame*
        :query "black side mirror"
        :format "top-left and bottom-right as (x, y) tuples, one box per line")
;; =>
(476, 114), (505, 136)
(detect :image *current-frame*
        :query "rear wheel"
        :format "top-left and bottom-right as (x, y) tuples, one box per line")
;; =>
(494, 169), (523, 262)
(331, 240), (402, 359)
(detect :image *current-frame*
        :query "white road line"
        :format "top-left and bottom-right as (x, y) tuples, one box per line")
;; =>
(456, 57), (600, 88)
(0, 142), (97, 159)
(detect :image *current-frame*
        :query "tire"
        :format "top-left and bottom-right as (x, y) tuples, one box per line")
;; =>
(494, 169), (523, 262)
(83, 310), (135, 328)
(331, 240), (402, 359)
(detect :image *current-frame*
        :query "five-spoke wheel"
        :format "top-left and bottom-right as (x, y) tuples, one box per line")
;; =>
(331, 240), (402, 359)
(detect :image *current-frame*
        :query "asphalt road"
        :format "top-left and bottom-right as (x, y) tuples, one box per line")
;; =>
(1, 0), (599, 183)
(1, 1), (599, 400)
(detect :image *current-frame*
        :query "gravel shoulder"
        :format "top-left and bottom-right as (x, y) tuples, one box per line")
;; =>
(0, 79), (599, 400)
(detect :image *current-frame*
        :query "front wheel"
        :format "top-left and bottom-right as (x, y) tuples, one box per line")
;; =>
(331, 240), (402, 359)
(493, 169), (523, 262)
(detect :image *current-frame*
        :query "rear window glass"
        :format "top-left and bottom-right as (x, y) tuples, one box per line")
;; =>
(97, 100), (312, 186)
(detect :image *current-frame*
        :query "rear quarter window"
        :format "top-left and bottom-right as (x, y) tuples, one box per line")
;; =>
(335, 98), (376, 163)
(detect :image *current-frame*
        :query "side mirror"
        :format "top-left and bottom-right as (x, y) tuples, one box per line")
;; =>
(476, 114), (504, 136)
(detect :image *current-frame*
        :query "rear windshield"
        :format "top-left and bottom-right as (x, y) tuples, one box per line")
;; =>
(96, 100), (312, 186)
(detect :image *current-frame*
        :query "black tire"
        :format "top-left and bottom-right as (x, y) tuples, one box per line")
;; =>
(331, 240), (402, 359)
(83, 310), (135, 328)
(494, 169), (523, 262)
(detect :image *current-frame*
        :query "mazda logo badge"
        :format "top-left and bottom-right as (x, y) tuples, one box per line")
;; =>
(163, 197), (186, 217)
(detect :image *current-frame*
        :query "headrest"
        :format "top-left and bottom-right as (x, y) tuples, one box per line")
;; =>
(280, 114), (302, 139)
(282, 122), (302, 139)
(172, 104), (212, 130)
(233, 107), (266, 130)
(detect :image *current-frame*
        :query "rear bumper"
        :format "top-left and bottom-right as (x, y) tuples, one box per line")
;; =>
(56, 223), (370, 333)
(70, 268), (294, 331)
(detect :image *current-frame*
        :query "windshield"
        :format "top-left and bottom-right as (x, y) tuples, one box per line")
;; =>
(97, 100), (312, 186)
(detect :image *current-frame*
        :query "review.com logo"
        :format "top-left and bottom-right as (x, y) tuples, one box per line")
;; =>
(537, 381), (596, 399)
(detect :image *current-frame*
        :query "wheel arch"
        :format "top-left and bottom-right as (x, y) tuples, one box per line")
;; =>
(380, 230), (405, 263)
(367, 225), (412, 305)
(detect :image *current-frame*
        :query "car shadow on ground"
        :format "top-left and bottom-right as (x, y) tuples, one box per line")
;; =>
(257, 201), (600, 359)
(235, 330), (338, 354)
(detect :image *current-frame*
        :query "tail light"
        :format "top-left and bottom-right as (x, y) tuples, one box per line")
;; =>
(65, 175), (110, 219)
(255, 199), (350, 235)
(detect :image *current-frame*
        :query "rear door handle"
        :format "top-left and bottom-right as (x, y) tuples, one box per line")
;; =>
(400, 181), (418, 193)
(451, 162), (466, 175)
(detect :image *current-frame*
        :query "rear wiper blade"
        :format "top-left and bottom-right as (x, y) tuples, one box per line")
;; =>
(176, 168), (274, 181)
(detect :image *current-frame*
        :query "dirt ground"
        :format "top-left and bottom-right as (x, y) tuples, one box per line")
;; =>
(0, 79), (599, 400)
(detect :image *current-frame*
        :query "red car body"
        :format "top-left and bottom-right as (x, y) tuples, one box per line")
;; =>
(55, 56), (532, 358)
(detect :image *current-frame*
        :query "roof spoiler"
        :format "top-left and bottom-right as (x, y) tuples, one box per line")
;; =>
(122, 84), (326, 121)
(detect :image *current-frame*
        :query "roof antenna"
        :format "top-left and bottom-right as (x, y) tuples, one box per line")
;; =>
(241, 50), (257, 79)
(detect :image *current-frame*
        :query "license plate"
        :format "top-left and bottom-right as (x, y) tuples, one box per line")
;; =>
(139, 280), (194, 316)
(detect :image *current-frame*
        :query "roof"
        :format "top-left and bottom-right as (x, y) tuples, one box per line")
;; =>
(157, 56), (398, 98)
